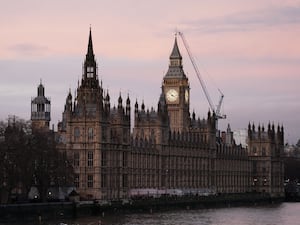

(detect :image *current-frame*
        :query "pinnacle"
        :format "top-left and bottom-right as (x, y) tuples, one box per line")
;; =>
(170, 36), (182, 60)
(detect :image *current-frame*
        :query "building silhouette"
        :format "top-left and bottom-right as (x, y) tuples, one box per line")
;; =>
(31, 81), (51, 130)
(33, 29), (284, 200)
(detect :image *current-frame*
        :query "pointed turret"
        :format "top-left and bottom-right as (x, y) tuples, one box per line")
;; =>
(141, 100), (145, 111)
(104, 90), (110, 114)
(158, 92), (166, 114)
(86, 27), (95, 62)
(164, 35), (186, 78)
(170, 36), (182, 60)
(118, 93), (122, 107)
(37, 81), (45, 96)
(65, 89), (73, 112)
(126, 94), (130, 116)
(81, 27), (98, 86)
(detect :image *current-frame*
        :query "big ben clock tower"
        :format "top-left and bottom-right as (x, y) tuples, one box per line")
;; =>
(163, 36), (190, 132)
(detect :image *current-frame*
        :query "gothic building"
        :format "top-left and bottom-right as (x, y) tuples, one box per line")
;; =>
(44, 29), (284, 200)
(56, 29), (130, 200)
(247, 123), (284, 196)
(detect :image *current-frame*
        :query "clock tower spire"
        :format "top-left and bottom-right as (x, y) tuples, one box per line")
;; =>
(163, 35), (190, 132)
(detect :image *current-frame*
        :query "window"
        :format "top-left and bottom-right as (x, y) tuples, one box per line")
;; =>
(253, 161), (257, 173)
(101, 174), (106, 188)
(88, 151), (93, 167)
(74, 127), (80, 141)
(87, 66), (94, 78)
(122, 151), (127, 167)
(88, 127), (94, 140)
(87, 66), (94, 72)
(101, 151), (106, 167)
(150, 129), (155, 138)
(102, 126), (107, 141)
(123, 128), (128, 142)
(74, 152), (80, 167)
(161, 175), (166, 187)
(253, 147), (257, 154)
(122, 174), (128, 188)
(170, 59), (180, 66)
(87, 174), (93, 188)
(262, 147), (266, 156)
(74, 174), (79, 188)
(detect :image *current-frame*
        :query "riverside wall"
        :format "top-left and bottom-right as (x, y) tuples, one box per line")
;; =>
(0, 193), (284, 223)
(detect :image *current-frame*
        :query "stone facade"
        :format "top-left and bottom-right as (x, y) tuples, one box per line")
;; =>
(247, 123), (285, 197)
(215, 125), (251, 194)
(51, 29), (285, 200)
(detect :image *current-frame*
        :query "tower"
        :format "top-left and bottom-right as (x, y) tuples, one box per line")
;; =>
(247, 123), (285, 197)
(31, 81), (51, 130)
(76, 27), (103, 113)
(58, 28), (131, 200)
(58, 28), (104, 200)
(162, 35), (190, 132)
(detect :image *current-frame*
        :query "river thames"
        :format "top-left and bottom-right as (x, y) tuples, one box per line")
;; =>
(3, 202), (300, 225)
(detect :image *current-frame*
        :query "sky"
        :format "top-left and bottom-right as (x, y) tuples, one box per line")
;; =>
(1, 0), (300, 144)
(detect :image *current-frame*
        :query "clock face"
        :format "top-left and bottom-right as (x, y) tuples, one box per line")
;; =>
(166, 89), (179, 102)
(185, 89), (189, 103)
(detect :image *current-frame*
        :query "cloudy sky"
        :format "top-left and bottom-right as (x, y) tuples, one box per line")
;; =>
(1, 0), (299, 144)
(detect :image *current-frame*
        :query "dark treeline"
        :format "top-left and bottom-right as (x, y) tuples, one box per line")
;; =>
(284, 157), (300, 181)
(0, 116), (74, 204)
(284, 140), (300, 182)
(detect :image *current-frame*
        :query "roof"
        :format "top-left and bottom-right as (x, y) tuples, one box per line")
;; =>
(170, 36), (182, 60)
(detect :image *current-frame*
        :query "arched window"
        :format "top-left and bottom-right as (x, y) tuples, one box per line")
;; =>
(88, 151), (93, 167)
(87, 174), (93, 188)
(101, 151), (107, 167)
(88, 127), (94, 140)
(74, 127), (80, 141)
(253, 147), (257, 154)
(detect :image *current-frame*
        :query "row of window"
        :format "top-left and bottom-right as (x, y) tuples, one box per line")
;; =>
(32, 103), (51, 113)
(73, 151), (128, 168)
(252, 161), (269, 173)
(74, 174), (94, 188)
(252, 147), (267, 156)
(74, 127), (128, 142)
(74, 127), (94, 141)
(73, 151), (94, 167)
(74, 174), (128, 188)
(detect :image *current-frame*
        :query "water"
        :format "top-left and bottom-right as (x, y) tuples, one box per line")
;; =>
(3, 202), (300, 225)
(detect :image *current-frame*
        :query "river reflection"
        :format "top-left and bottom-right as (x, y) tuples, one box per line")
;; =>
(4, 202), (300, 225)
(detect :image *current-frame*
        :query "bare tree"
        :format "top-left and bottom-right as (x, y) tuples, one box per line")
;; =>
(30, 130), (74, 202)
(0, 116), (74, 203)
(0, 117), (32, 202)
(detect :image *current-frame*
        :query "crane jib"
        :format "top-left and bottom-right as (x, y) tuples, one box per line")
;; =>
(176, 31), (226, 122)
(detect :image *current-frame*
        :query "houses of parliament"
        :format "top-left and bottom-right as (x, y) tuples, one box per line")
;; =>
(31, 29), (285, 201)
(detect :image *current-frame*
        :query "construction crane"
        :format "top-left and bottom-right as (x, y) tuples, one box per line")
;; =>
(176, 31), (226, 123)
